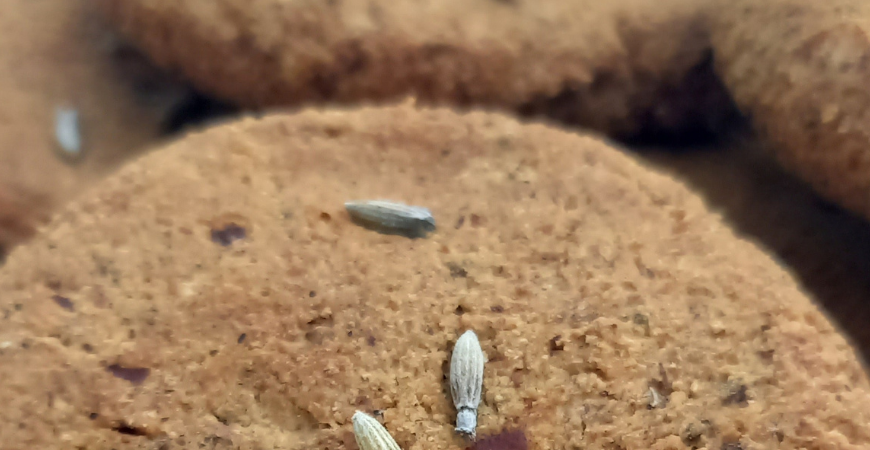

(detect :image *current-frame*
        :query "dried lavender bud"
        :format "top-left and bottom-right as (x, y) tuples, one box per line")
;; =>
(345, 200), (436, 236)
(450, 330), (485, 439)
(352, 411), (402, 450)
(55, 106), (83, 159)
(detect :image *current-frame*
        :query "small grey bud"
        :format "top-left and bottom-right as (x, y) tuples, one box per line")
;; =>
(345, 200), (436, 237)
(450, 330), (485, 439)
(55, 106), (83, 158)
(352, 411), (402, 450)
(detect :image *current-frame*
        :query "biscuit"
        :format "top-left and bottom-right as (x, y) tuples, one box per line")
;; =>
(711, 0), (870, 219)
(0, 0), (190, 255)
(1, 103), (867, 449)
(96, 0), (740, 142)
(642, 134), (870, 363)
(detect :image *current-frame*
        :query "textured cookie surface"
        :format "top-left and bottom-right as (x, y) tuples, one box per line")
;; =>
(711, 0), (870, 220)
(1, 104), (868, 450)
(97, 0), (738, 142)
(0, 0), (179, 252)
(642, 135), (870, 365)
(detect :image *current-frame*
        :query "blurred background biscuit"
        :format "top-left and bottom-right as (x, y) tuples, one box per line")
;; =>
(712, 0), (870, 220)
(0, 0), (237, 255)
(96, 0), (741, 144)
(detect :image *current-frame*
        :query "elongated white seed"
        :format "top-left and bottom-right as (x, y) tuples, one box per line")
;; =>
(345, 200), (436, 236)
(55, 106), (82, 157)
(352, 411), (402, 450)
(450, 330), (485, 439)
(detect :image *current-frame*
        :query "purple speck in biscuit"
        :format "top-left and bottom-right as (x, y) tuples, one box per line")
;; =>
(52, 295), (74, 311)
(107, 364), (150, 385)
(211, 223), (246, 246)
(473, 429), (528, 450)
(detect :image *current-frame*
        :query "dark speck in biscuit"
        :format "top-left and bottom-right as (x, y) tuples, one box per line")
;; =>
(107, 364), (151, 385)
(210, 223), (246, 246)
(469, 214), (485, 227)
(473, 429), (528, 450)
(113, 424), (148, 436)
(549, 335), (565, 355)
(633, 313), (649, 326)
(237, 333), (246, 344)
(51, 295), (74, 311)
(446, 262), (468, 278)
(681, 421), (710, 448)
(722, 381), (750, 407)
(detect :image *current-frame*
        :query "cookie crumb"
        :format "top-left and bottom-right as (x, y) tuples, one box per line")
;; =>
(681, 421), (710, 448)
(647, 363), (673, 409)
(722, 381), (749, 407)
(647, 387), (667, 409)
(549, 335), (565, 354)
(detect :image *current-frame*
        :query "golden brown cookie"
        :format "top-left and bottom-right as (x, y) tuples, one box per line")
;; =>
(96, 0), (740, 142)
(0, 0), (187, 254)
(711, 0), (870, 220)
(641, 134), (870, 363)
(1, 103), (867, 449)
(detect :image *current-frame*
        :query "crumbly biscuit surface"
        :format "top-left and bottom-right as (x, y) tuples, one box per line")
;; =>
(1, 104), (867, 450)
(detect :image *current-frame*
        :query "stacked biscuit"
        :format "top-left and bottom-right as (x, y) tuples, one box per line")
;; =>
(0, 0), (169, 252)
(3, 0), (870, 449)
